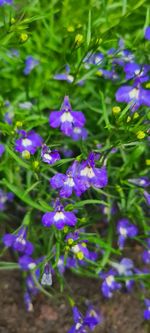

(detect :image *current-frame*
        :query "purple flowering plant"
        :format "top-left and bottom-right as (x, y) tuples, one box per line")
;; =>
(0, 1), (150, 331)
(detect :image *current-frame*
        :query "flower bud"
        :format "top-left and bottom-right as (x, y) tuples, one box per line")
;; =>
(20, 33), (28, 43)
(22, 150), (30, 159)
(112, 106), (121, 114)
(136, 131), (145, 139)
(75, 34), (83, 45)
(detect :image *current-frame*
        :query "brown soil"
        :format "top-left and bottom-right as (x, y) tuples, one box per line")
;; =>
(0, 269), (149, 333)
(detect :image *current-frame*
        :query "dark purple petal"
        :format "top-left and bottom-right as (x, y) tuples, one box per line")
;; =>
(145, 26), (150, 40)
(42, 212), (55, 227)
(2, 234), (15, 247)
(49, 111), (62, 128)
(50, 173), (66, 189)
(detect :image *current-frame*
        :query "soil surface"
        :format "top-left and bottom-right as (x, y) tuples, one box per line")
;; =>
(0, 269), (149, 333)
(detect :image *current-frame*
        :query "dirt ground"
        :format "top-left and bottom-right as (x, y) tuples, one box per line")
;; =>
(0, 269), (149, 333)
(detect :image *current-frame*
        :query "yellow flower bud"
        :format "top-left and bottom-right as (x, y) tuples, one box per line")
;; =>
(145, 82), (150, 89)
(133, 112), (139, 119)
(15, 121), (23, 128)
(145, 159), (150, 166)
(112, 106), (121, 114)
(96, 70), (102, 77)
(136, 131), (145, 139)
(65, 246), (70, 251)
(11, 18), (16, 24)
(68, 238), (74, 245)
(63, 226), (69, 233)
(75, 34), (83, 45)
(32, 161), (39, 169)
(127, 116), (131, 123)
(22, 150), (30, 159)
(67, 25), (74, 32)
(81, 242), (87, 248)
(20, 33), (28, 43)
(76, 251), (84, 260)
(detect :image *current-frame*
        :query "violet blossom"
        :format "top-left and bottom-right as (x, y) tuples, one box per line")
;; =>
(41, 144), (60, 164)
(3, 227), (34, 255)
(117, 218), (138, 249)
(15, 130), (43, 155)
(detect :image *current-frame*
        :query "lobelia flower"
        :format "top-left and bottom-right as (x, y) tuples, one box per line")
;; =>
(2, 227), (34, 255)
(84, 52), (104, 69)
(97, 68), (119, 81)
(123, 63), (149, 83)
(145, 26), (150, 41)
(23, 56), (39, 75)
(142, 239), (150, 264)
(49, 96), (86, 137)
(144, 190), (150, 206)
(111, 257), (134, 291)
(100, 269), (121, 298)
(0, 189), (14, 211)
(41, 144), (60, 164)
(54, 65), (74, 83)
(70, 126), (88, 141)
(41, 263), (52, 286)
(0, 0), (12, 5)
(144, 299), (150, 320)
(19, 255), (37, 271)
(117, 218), (138, 249)
(0, 144), (5, 157)
(18, 101), (33, 110)
(4, 111), (14, 125)
(69, 305), (101, 333)
(15, 130), (43, 155)
(42, 199), (77, 230)
(50, 161), (84, 198)
(115, 84), (150, 111)
(24, 291), (34, 312)
(78, 152), (108, 191)
(128, 177), (150, 187)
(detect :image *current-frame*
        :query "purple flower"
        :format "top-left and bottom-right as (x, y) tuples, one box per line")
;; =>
(0, 144), (5, 157)
(100, 269), (121, 298)
(111, 257), (134, 291)
(128, 177), (150, 187)
(70, 126), (88, 141)
(0, 190), (14, 211)
(41, 144), (60, 164)
(50, 161), (84, 198)
(4, 111), (14, 125)
(144, 299), (150, 320)
(98, 68), (119, 81)
(145, 27), (150, 41)
(19, 255), (36, 271)
(19, 101), (33, 110)
(54, 65), (74, 83)
(24, 292), (34, 312)
(69, 305), (101, 333)
(0, 0), (12, 5)
(124, 63), (149, 83)
(42, 200), (77, 230)
(15, 130), (43, 155)
(115, 84), (150, 111)
(2, 227), (34, 255)
(84, 52), (104, 68)
(144, 190), (150, 206)
(49, 96), (86, 137)
(142, 239), (150, 264)
(23, 56), (39, 75)
(41, 263), (52, 286)
(83, 306), (101, 330)
(117, 219), (138, 249)
(78, 152), (108, 191)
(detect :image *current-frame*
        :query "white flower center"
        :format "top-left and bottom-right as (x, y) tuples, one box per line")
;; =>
(22, 138), (32, 147)
(72, 245), (80, 253)
(67, 75), (74, 82)
(64, 176), (75, 187)
(60, 112), (73, 123)
(43, 153), (52, 161)
(41, 272), (52, 286)
(16, 235), (26, 245)
(28, 263), (36, 270)
(54, 212), (65, 221)
(119, 227), (127, 236)
(106, 275), (114, 287)
(129, 88), (139, 100)
(73, 127), (81, 134)
(75, 323), (82, 330)
(80, 166), (95, 178)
